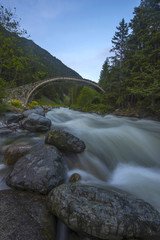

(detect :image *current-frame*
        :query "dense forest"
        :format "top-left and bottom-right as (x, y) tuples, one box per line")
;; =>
(99, 0), (160, 116)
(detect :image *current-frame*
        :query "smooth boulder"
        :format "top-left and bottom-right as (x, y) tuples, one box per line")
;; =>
(0, 190), (56, 240)
(45, 129), (86, 153)
(23, 105), (45, 117)
(6, 113), (24, 124)
(48, 183), (160, 240)
(6, 143), (67, 194)
(22, 113), (51, 132)
(3, 144), (32, 165)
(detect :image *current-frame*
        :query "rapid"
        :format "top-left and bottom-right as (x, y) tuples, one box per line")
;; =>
(46, 107), (160, 212)
(0, 107), (160, 212)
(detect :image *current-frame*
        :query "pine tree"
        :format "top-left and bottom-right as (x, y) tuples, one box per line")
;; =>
(110, 18), (129, 65)
(127, 0), (160, 110)
(99, 58), (111, 90)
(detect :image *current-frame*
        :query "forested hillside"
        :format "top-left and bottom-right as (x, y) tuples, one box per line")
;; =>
(0, 5), (81, 89)
(99, 0), (160, 116)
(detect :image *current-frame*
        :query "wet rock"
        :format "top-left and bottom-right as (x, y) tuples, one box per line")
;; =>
(0, 127), (13, 136)
(45, 129), (86, 153)
(0, 189), (56, 240)
(6, 143), (66, 194)
(69, 173), (82, 183)
(48, 183), (160, 240)
(7, 122), (20, 130)
(22, 113), (51, 132)
(0, 121), (7, 128)
(23, 106), (45, 117)
(3, 144), (32, 165)
(6, 113), (24, 124)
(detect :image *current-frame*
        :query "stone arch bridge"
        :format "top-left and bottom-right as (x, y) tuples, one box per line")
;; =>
(7, 77), (105, 105)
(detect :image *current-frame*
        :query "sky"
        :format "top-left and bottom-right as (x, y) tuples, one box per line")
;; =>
(1, 0), (141, 82)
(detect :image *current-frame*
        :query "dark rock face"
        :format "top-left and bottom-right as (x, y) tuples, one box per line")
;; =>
(45, 129), (86, 153)
(23, 106), (45, 117)
(48, 183), (160, 240)
(0, 190), (56, 240)
(6, 143), (67, 194)
(3, 144), (32, 165)
(22, 113), (51, 132)
(6, 113), (24, 124)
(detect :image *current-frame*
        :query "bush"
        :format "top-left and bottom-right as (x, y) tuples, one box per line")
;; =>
(28, 100), (39, 109)
(10, 99), (24, 109)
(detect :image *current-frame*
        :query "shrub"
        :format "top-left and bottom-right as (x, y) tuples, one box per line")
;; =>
(10, 99), (24, 109)
(28, 100), (39, 109)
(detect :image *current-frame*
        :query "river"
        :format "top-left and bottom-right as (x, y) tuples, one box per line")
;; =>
(1, 107), (160, 212)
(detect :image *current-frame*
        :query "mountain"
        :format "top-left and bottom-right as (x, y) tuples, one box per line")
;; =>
(22, 38), (82, 79)
(0, 26), (82, 87)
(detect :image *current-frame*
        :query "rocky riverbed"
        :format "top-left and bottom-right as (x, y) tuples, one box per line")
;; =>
(1, 106), (160, 240)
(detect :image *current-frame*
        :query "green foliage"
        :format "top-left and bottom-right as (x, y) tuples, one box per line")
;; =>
(0, 5), (28, 36)
(99, 0), (160, 116)
(10, 99), (24, 109)
(32, 71), (47, 82)
(0, 77), (8, 111)
(28, 100), (39, 109)
(77, 87), (100, 108)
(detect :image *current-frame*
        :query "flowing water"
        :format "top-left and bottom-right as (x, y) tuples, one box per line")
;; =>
(46, 107), (160, 212)
(1, 107), (160, 214)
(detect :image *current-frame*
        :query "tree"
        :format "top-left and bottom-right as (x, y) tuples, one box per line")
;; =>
(0, 5), (30, 86)
(110, 18), (129, 65)
(127, 0), (160, 110)
(0, 5), (28, 36)
(77, 87), (100, 108)
(99, 58), (111, 90)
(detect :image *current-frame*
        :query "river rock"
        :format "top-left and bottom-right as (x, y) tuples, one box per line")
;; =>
(22, 113), (51, 132)
(45, 129), (86, 153)
(0, 189), (56, 240)
(3, 144), (32, 165)
(0, 127), (13, 136)
(6, 143), (66, 194)
(6, 113), (24, 124)
(23, 105), (45, 117)
(48, 183), (160, 240)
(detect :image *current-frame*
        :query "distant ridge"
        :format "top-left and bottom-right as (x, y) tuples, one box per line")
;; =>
(23, 38), (82, 79)
(1, 26), (82, 86)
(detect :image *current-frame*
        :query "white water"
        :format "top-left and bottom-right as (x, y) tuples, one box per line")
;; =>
(46, 107), (160, 211)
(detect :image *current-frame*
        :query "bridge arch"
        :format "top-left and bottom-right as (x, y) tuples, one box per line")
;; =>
(25, 77), (105, 105)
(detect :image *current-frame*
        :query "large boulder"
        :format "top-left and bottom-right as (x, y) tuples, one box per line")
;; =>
(6, 113), (24, 124)
(45, 129), (86, 153)
(23, 105), (45, 117)
(48, 183), (160, 240)
(0, 190), (56, 240)
(6, 143), (67, 194)
(22, 113), (51, 132)
(3, 144), (32, 165)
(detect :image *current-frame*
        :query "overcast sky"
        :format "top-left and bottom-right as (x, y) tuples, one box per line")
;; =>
(2, 0), (140, 82)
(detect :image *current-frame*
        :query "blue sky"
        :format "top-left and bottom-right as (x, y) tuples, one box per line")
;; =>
(1, 0), (141, 82)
